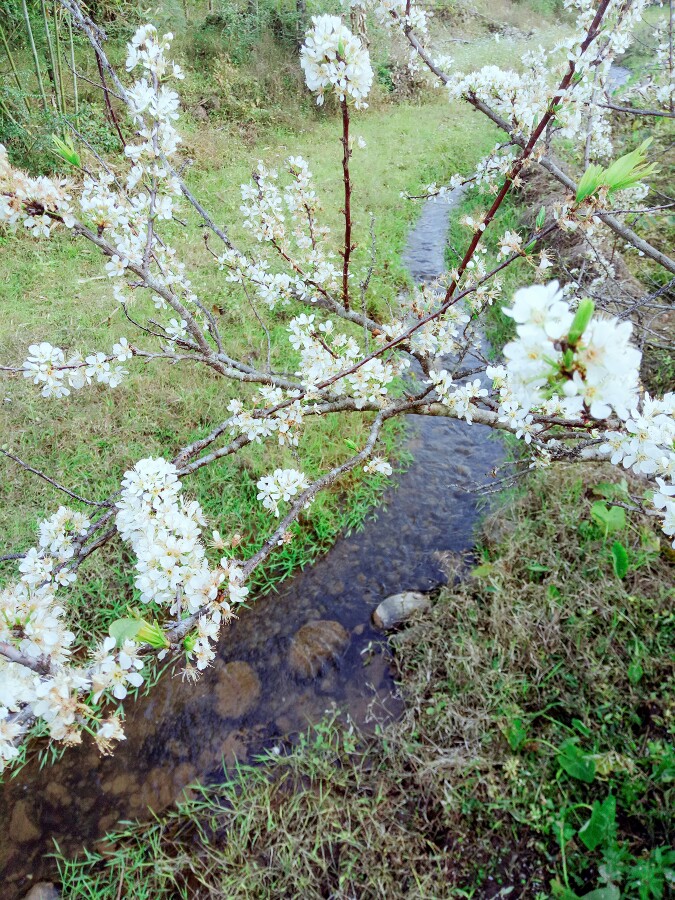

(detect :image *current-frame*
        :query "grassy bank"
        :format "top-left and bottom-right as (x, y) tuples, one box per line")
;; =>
(55, 466), (674, 898)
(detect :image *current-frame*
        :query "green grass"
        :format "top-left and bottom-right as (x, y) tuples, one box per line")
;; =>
(54, 465), (675, 899)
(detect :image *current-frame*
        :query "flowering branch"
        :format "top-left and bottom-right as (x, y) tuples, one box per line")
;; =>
(0, 1), (673, 774)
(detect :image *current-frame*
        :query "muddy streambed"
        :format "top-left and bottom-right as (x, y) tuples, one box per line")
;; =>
(1, 190), (503, 896)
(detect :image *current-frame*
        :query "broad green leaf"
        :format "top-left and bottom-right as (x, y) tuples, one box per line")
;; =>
(592, 480), (630, 501)
(576, 163), (604, 202)
(536, 206), (546, 229)
(580, 886), (621, 900)
(627, 659), (643, 684)
(590, 502), (626, 536)
(611, 541), (629, 579)
(503, 717), (528, 751)
(578, 796), (616, 850)
(109, 618), (143, 647)
(558, 739), (596, 783)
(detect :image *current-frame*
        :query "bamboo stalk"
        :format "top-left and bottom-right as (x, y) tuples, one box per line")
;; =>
(68, 14), (78, 116)
(41, 0), (62, 113)
(54, 1), (67, 117)
(0, 92), (19, 127)
(0, 22), (30, 113)
(21, 0), (48, 110)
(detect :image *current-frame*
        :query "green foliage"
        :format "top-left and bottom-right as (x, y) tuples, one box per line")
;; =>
(610, 541), (628, 579)
(576, 139), (658, 203)
(51, 132), (81, 168)
(589, 501), (626, 537)
(567, 297), (594, 345)
(503, 715), (528, 751)
(0, 100), (117, 175)
(557, 739), (596, 783)
(187, 0), (317, 69)
(578, 796), (616, 851)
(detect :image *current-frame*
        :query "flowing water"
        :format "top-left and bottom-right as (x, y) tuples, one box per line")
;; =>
(1, 189), (504, 897)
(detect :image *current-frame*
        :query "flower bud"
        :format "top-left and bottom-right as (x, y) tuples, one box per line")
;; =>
(568, 298), (594, 346)
(183, 631), (197, 653)
(136, 619), (170, 649)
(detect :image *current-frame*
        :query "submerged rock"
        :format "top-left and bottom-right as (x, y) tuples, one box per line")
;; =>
(289, 620), (350, 678)
(213, 660), (261, 719)
(9, 800), (40, 844)
(372, 591), (431, 630)
(21, 884), (59, 900)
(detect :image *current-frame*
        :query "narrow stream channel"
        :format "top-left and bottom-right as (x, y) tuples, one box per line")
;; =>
(1, 189), (504, 896)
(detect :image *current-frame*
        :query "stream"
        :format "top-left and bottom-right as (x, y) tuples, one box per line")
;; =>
(1, 189), (504, 897)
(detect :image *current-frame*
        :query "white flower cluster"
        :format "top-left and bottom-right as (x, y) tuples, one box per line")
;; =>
(256, 468), (310, 517)
(300, 15), (373, 108)
(115, 457), (251, 671)
(0, 506), (92, 765)
(21, 340), (131, 398)
(240, 161), (285, 243)
(428, 370), (488, 425)
(446, 59), (550, 138)
(420, 0), (648, 161)
(620, 12), (675, 110)
(599, 396), (675, 545)
(0, 145), (76, 237)
(221, 157), (340, 309)
(393, 284), (470, 359)
(472, 145), (518, 189)
(227, 388), (305, 448)
(363, 457), (393, 476)
(503, 282), (640, 420)
(117, 458), (220, 614)
(288, 313), (397, 405)
(352, 0), (428, 34)
(91, 636), (145, 703)
(0, 24), (213, 370)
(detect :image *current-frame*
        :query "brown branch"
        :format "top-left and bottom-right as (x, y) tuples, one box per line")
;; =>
(400, 18), (675, 277)
(340, 99), (353, 310)
(94, 47), (125, 149)
(597, 100), (675, 118)
(0, 642), (50, 674)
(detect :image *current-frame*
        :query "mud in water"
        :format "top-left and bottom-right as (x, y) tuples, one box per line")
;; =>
(1, 190), (503, 896)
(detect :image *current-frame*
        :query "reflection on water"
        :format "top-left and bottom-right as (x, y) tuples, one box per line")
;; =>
(1, 190), (503, 896)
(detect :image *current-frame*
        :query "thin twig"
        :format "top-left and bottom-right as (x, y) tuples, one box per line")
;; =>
(0, 448), (109, 507)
